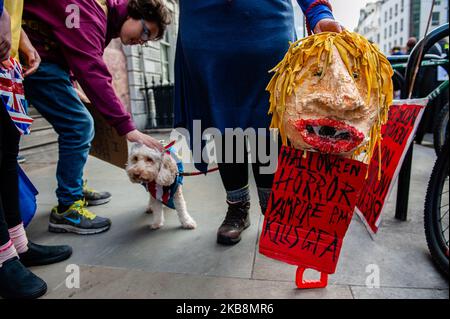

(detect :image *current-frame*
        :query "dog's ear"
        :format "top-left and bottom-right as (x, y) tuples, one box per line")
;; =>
(156, 153), (178, 186)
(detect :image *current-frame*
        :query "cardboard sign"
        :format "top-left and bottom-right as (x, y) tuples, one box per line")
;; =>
(355, 100), (427, 235)
(259, 146), (368, 275)
(85, 102), (129, 169)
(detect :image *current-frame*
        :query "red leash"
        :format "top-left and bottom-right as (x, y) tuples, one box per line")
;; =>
(163, 140), (219, 177)
(181, 167), (219, 177)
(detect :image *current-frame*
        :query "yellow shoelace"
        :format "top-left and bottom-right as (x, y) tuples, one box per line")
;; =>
(82, 180), (97, 194)
(71, 200), (96, 220)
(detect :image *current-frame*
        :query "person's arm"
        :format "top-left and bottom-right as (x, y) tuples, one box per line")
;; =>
(297, 0), (342, 33)
(0, 6), (11, 62)
(49, 21), (162, 150)
(19, 29), (41, 76)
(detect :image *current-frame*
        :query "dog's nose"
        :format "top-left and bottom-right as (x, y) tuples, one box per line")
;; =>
(134, 173), (141, 179)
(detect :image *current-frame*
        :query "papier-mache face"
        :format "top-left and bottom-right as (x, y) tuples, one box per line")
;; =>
(267, 31), (393, 162)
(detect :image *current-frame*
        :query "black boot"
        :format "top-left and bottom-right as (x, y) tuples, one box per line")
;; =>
(217, 201), (251, 245)
(19, 242), (73, 267)
(0, 257), (47, 299)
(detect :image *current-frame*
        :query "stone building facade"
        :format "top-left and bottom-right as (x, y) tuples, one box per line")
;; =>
(103, 0), (178, 131)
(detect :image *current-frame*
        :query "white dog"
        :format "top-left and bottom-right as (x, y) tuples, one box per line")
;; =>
(126, 143), (196, 230)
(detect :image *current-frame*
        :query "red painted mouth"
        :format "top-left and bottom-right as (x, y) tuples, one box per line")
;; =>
(294, 119), (364, 153)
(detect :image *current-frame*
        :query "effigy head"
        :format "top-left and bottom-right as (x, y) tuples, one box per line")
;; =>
(267, 31), (393, 162)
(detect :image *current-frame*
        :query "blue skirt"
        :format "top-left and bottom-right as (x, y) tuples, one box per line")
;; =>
(174, 0), (297, 134)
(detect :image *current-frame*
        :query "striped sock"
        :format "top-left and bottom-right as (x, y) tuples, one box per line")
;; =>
(0, 240), (18, 268)
(8, 223), (29, 254)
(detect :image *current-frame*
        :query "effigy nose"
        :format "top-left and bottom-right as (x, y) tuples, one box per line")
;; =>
(318, 52), (365, 112)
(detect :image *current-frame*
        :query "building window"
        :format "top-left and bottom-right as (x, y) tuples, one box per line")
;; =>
(395, 4), (398, 16)
(394, 39), (397, 46)
(432, 12), (440, 26)
(411, 0), (421, 39)
(400, 37), (403, 46)
(400, 18), (404, 31)
(389, 25), (392, 37)
(377, 33), (380, 43)
(384, 28), (387, 39)
(389, 7), (392, 19)
(385, 11), (387, 22)
(395, 22), (398, 34)
(401, 0), (404, 12)
(160, 32), (171, 84)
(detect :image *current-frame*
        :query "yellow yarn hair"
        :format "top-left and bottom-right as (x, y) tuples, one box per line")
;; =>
(266, 30), (394, 171)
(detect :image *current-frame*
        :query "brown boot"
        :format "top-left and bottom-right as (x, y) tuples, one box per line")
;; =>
(217, 201), (251, 245)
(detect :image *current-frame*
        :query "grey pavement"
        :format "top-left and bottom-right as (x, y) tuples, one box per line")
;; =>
(20, 134), (449, 299)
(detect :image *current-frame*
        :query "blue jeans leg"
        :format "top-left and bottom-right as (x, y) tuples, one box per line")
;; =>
(23, 62), (94, 206)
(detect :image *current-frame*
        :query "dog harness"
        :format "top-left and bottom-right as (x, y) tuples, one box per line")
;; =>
(144, 147), (184, 209)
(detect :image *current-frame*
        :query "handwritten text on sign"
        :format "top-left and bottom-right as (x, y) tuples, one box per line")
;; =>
(259, 146), (368, 274)
(356, 103), (425, 234)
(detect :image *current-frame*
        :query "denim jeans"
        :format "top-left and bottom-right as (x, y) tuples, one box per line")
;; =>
(24, 62), (94, 207)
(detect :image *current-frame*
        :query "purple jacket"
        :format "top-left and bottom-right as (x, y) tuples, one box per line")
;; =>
(23, 0), (135, 136)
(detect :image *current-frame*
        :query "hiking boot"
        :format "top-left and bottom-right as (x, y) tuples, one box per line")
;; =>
(49, 200), (111, 235)
(217, 201), (251, 245)
(82, 180), (111, 206)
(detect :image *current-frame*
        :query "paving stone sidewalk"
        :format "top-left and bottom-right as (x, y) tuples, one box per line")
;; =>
(21, 134), (449, 299)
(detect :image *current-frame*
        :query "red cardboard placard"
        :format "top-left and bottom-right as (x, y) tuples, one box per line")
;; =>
(355, 101), (427, 235)
(259, 146), (368, 275)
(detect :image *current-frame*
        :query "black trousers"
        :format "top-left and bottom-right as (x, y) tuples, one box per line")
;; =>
(216, 133), (280, 192)
(0, 105), (22, 246)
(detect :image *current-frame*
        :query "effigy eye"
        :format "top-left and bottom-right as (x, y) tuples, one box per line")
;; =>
(314, 68), (323, 77)
(353, 72), (359, 79)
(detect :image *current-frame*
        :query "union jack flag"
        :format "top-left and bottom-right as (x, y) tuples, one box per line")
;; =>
(0, 58), (33, 135)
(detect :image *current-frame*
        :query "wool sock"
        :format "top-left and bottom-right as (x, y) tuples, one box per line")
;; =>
(226, 185), (250, 204)
(8, 223), (29, 254)
(0, 240), (18, 268)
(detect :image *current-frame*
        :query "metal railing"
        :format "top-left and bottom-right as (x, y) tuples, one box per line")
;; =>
(147, 77), (174, 129)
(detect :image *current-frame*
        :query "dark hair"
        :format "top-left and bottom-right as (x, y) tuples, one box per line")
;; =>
(406, 37), (417, 49)
(127, 0), (172, 40)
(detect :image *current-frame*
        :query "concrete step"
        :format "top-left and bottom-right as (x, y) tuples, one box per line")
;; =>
(30, 115), (52, 130)
(19, 127), (58, 151)
(20, 141), (58, 159)
(27, 106), (40, 117)
(20, 107), (58, 153)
